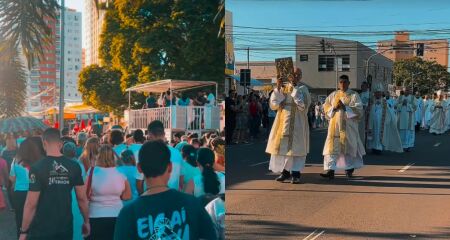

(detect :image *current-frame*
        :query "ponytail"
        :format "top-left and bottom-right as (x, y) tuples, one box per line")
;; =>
(202, 164), (220, 195)
(197, 148), (220, 195)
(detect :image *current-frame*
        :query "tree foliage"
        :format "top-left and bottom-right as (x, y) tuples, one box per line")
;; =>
(0, 48), (26, 118)
(0, 0), (59, 119)
(78, 65), (126, 115)
(0, 0), (59, 68)
(393, 57), (450, 95)
(99, 0), (224, 92)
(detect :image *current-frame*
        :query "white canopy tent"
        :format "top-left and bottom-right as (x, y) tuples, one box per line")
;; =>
(125, 79), (218, 108)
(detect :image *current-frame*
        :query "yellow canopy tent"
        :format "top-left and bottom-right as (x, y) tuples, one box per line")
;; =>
(29, 104), (99, 119)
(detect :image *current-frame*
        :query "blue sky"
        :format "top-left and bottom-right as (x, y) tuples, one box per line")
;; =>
(227, 0), (450, 68)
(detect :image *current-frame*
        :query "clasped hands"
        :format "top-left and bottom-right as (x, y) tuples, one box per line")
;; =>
(333, 100), (346, 112)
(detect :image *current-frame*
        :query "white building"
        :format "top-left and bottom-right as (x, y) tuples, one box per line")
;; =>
(63, 9), (82, 102)
(26, 8), (82, 112)
(84, 0), (108, 66)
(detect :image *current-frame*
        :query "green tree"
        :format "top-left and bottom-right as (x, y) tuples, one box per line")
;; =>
(0, 0), (59, 118)
(0, 48), (27, 118)
(100, 0), (224, 92)
(393, 57), (450, 95)
(78, 65), (127, 115)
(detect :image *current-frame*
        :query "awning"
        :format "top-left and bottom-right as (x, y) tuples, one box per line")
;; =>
(125, 79), (217, 93)
(64, 104), (99, 114)
(28, 104), (99, 117)
(229, 75), (264, 86)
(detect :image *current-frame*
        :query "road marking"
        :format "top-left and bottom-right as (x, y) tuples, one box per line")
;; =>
(398, 163), (415, 173)
(302, 229), (317, 240)
(303, 229), (325, 240)
(434, 142), (441, 147)
(310, 230), (325, 240)
(249, 161), (269, 167)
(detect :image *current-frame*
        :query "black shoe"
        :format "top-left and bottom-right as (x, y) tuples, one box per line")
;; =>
(291, 171), (301, 184)
(320, 170), (335, 179)
(346, 168), (355, 178)
(275, 169), (291, 182)
(372, 149), (382, 155)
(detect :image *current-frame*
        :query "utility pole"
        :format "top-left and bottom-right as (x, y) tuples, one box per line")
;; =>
(246, 47), (250, 94)
(59, 0), (65, 131)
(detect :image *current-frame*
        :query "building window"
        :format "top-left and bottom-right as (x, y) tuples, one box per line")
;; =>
(319, 55), (350, 72)
(319, 55), (335, 71)
(300, 54), (308, 62)
(338, 55), (350, 72)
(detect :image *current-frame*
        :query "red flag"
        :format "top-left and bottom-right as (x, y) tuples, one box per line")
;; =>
(73, 121), (79, 133)
(80, 120), (86, 130)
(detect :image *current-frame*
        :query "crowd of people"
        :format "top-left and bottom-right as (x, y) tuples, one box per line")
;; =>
(259, 66), (449, 184)
(225, 89), (330, 145)
(0, 120), (225, 240)
(144, 89), (216, 108)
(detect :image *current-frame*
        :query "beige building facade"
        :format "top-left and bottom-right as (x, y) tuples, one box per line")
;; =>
(378, 31), (448, 68)
(296, 35), (393, 96)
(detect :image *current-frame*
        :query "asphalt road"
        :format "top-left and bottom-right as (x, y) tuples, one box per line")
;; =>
(0, 189), (16, 240)
(226, 128), (450, 240)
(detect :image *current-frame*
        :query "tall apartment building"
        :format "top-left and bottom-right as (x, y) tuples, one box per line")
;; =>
(378, 31), (449, 68)
(27, 8), (82, 112)
(84, 0), (109, 66)
(27, 16), (58, 111)
(64, 9), (82, 102)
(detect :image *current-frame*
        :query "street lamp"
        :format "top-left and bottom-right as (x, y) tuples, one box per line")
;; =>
(365, 46), (393, 81)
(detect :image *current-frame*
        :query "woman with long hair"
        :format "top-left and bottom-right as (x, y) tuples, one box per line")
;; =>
(180, 145), (201, 193)
(9, 137), (45, 237)
(86, 145), (131, 240)
(186, 148), (225, 199)
(79, 137), (100, 172)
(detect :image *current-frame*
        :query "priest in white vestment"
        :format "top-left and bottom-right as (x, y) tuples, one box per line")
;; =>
(396, 88), (416, 152)
(444, 94), (450, 131)
(424, 94), (436, 129)
(359, 82), (370, 146)
(414, 93), (423, 129)
(429, 91), (446, 135)
(320, 75), (366, 179)
(421, 95), (431, 129)
(367, 83), (403, 154)
(266, 68), (311, 184)
(386, 94), (397, 109)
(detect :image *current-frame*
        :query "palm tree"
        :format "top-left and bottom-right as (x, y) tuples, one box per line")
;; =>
(215, 0), (225, 38)
(0, 0), (60, 118)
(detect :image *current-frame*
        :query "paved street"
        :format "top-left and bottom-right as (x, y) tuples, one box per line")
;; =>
(0, 193), (16, 240)
(226, 129), (450, 239)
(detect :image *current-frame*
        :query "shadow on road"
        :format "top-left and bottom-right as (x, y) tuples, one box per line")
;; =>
(226, 219), (450, 239)
(227, 129), (450, 188)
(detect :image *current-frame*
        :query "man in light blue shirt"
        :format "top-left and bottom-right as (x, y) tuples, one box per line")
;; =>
(136, 120), (183, 191)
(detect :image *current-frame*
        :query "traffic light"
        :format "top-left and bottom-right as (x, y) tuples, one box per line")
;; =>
(240, 69), (251, 86)
(416, 43), (424, 56)
(320, 38), (326, 53)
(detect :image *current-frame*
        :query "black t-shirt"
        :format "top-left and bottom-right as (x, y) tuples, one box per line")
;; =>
(28, 156), (84, 238)
(225, 97), (236, 121)
(194, 96), (207, 106)
(114, 189), (217, 240)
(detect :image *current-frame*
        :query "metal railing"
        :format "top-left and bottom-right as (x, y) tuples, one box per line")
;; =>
(127, 106), (220, 132)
